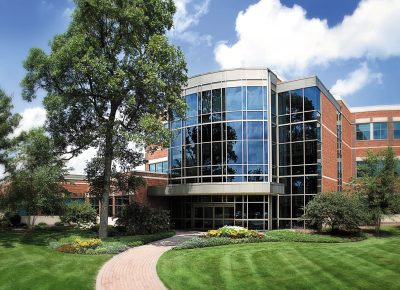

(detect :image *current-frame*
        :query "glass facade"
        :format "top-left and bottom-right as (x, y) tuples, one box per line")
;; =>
(170, 195), (270, 230)
(149, 161), (168, 173)
(277, 87), (321, 228)
(169, 86), (270, 184)
(395, 122), (400, 139)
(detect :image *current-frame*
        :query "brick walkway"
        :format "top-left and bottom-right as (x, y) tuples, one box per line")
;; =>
(96, 231), (203, 290)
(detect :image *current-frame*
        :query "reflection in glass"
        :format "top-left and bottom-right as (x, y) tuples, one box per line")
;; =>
(292, 176), (304, 194)
(291, 123), (303, 141)
(171, 147), (182, 168)
(227, 141), (242, 164)
(186, 93), (197, 117)
(292, 142), (304, 165)
(212, 89), (221, 113)
(226, 87), (243, 111)
(248, 141), (263, 164)
(278, 91), (290, 115)
(185, 144), (197, 167)
(212, 142), (222, 165)
(247, 122), (263, 139)
(226, 122), (242, 140)
(202, 90), (211, 114)
(304, 87), (320, 111)
(185, 126), (198, 144)
(171, 129), (182, 147)
(247, 86), (264, 110)
(291, 89), (303, 114)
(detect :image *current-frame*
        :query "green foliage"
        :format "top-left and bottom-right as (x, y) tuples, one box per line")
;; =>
(116, 201), (170, 235)
(0, 89), (20, 170)
(21, 0), (187, 238)
(1, 129), (68, 228)
(303, 191), (367, 232)
(352, 147), (400, 232)
(174, 236), (265, 250)
(36, 223), (49, 229)
(61, 201), (97, 226)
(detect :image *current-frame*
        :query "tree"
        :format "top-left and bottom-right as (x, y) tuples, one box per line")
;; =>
(0, 89), (20, 175)
(303, 191), (366, 232)
(1, 128), (68, 229)
(21, 0), (187, 238)
(351, 147), (400, 233)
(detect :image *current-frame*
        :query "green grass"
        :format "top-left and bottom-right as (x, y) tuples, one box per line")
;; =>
(158, 227), (400, 290)
(265, 229), (366, 243)
(0, 228), (174, 290)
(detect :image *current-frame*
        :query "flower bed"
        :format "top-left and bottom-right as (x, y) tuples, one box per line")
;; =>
(49, 235), (138, 255)
(174, 226), (265, 250)
(207, 226), (265, 239)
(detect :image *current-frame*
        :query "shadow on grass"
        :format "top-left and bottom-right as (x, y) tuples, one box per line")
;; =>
(0, 227), (95, 248)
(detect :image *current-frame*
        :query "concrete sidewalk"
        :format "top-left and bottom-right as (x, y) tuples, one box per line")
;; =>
(96, 231), (203, 290)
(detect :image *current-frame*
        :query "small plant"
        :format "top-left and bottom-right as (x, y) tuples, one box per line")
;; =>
(36, 222), (48, 229)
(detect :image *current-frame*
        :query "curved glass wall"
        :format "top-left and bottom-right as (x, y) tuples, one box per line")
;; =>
(169, 86), (269, 184)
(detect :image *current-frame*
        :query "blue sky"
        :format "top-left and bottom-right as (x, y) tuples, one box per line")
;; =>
(0, 0), (399, 174)
(0, 0), (399, 113)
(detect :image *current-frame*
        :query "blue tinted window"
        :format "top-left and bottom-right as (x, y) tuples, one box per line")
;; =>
(227, 141), (242, 164)
(394, 122), (400, 139)
(227, 165), (242, 175)
(149, 164), (155, 172)
(304, 87), (320, 112)
(247, 121), (263, 139)
(226, 122), (242, 141)
(226, 87), (243, 111)
(278, 91), (290, 115)
(171, 129), (182, 147)
(246, 111), (263, 120)
(186, 93), (197, 117)
(247, 86), (263, 110)
(156, 162), (163, 172)
(171, 147), (182, 168)
(226, 111), (242, 121)
(248, 141), (263, 164)
(373, 122), (388, 140)
(356, 123), (370, 140)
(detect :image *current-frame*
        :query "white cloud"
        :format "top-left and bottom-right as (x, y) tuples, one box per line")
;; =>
(13, 107), (47, 137)
(215, 0), (400, 75)
(169, 0), (212, 46)
(67, 147), (97, 175)
(330, 63), (382, 97)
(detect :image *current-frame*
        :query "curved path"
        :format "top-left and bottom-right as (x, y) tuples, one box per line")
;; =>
(96, 231), (202, 290)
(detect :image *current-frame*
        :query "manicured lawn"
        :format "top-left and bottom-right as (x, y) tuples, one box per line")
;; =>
(158, 227), (400, 290)
(0, 228), (174, 290)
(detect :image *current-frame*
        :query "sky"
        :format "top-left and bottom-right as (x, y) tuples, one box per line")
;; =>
(0, 0), (399, 174)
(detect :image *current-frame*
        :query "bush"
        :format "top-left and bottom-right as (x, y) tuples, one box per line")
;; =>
(61, 202), (97, 226)
(116, 202), (170, 235)
(54, 221), (65, 227)
(1, 212), (21, 227)
(303, 192), (367, 232)
(36, 222), (48, 229)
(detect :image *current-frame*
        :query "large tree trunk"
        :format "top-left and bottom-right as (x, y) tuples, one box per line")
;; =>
(99, 111), (116, 239)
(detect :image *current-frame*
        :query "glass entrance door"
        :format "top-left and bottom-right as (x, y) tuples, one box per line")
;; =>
(192, 205), (234, 230)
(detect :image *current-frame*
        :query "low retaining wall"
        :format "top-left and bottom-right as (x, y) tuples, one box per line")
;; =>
(21, 216), (61, 226)
(20, 215), (118, 226)
(382, 214), (400, 223)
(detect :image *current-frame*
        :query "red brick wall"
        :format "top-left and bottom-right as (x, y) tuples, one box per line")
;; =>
(338, 100), (355, 185)
(63, 171), (168, 208)
(352, 111), (400, 158)
(145, 148), (168, 171)
(321, 92), (338, 192)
